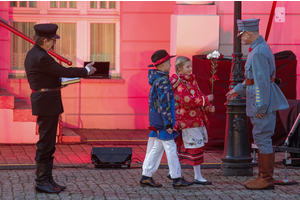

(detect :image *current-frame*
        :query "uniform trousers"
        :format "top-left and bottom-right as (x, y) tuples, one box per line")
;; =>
(142, 137), (181, 179)
(35, 115), (59, 163)
(250, 111), (276, 154)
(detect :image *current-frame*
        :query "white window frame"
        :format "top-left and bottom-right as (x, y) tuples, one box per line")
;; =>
(9, 1), (40, 14)
(87, 1), (120, 15)
(47, 1), (80, 15)
(87, 20), (120, 76)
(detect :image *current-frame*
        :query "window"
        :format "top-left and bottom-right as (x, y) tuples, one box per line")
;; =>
(10, 1), (37, 8)
(90, 23), (116, 70)
(50, 1), (77, 9)
(90, 1), (116, 9)
(9, 1), (120, 75)
(51, 23), (77, 67)
(10, 22), (35, 70)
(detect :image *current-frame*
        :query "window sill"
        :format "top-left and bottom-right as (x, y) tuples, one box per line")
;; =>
(7, 76), (125, 84)
(81, 77), (125, 83)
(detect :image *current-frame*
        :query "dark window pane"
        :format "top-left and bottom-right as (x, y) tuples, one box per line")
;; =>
(109, 1), (115, 9)
(69, 1), (76, 8)
(50, 1), (58, 8)
(90, 1), (97, 8)
(60, 1), (67, 8)
(100, 1), (106, 8)
(19, 1), (27, 7)
(29, 1), (37, 8)
(10, 1), (17, 7)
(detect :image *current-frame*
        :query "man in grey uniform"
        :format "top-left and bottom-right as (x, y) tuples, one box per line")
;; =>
(226, 18), (289, 190)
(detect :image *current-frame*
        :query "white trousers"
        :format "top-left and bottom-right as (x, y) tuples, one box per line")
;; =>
(142, 137), (181, 179)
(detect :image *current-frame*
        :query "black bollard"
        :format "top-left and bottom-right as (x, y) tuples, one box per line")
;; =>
(221, 1), (253, 176)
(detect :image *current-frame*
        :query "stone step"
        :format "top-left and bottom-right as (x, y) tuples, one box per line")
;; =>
(0, 88), (14, 109)
(0, 88), (79, 143)
(13, 98), (36, 122)
(0, 109), (38, 144)
(61, 127), (81, 143)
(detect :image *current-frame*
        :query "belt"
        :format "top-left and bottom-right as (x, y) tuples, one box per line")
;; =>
(32, 87), (61, 93)
(245, 77), (275, 86)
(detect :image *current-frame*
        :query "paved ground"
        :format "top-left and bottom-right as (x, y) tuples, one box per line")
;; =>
(1, 129), (300, 199)
(1, 166), (300, 200)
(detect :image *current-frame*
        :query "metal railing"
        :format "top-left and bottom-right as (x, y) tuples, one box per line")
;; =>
(0, 18), (72, 66)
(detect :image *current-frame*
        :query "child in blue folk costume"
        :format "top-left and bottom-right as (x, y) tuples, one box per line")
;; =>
(140, 49), (193, 189)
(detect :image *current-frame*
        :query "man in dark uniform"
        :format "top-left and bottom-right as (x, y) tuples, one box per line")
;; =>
(226, 18), (288, 190)
(24, 23), (96, 193)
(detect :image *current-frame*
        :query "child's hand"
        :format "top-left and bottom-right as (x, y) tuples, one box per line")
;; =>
(207, 105), (215, 113)
(166, 128), (173, 134)
(207, 94), (214, 102)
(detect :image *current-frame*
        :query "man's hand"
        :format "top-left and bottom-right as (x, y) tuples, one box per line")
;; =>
(166, 128), (173, 134)
(86, 62), (97, 76)
(256, 113), (265, 119)
(226, 89), (239, 101)
(207, 94), (214, 102)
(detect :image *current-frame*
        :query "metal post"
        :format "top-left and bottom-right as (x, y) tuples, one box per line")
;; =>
(221, 1), (253, 176)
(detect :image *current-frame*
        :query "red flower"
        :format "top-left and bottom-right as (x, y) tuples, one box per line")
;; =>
(249, 47), (253, 52)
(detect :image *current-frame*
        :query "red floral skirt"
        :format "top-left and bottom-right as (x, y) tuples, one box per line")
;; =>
(175, 132), (204, 166)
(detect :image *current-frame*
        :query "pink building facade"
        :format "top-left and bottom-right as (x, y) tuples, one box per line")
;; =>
(0, 1), (299, 143)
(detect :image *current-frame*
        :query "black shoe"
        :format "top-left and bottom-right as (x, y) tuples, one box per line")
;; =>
(167, 173), (173, 180)
(49, 158), (66, 191)
(35, 161), (61, 193)
(36, 181), (61, 193)
(194, 179), (212, 185)
(172, 177), (194, 189)
(49, 177), (66, 191)
(140, 176), (162, 187)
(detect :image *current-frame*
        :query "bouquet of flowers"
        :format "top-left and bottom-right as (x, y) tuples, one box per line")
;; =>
(207, 50), (223, 105)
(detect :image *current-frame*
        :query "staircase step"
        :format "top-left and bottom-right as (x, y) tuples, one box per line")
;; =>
(61, 127), (81, 143)
(0, 88), (14, 109)
(13, 98), (36, 122)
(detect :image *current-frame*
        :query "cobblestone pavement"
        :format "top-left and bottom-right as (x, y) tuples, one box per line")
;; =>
(1, 165), (300, 200)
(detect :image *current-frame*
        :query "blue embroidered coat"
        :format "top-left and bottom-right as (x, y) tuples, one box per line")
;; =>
(148, 69), (179, 140)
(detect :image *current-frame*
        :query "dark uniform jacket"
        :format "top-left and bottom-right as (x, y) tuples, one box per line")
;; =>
(25, 44), (88, 116)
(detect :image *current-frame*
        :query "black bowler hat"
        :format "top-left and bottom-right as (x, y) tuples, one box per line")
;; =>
(34, 23), (60, 39)
(148, 49), (176, 67)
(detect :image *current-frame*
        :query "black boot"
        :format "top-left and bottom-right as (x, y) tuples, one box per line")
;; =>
(140, 176), (162, 187)
(48, 158), (66, 191)
(167, 173), (174, 180)
(172, 177), (194, 189)
(35, 162), (61, 193)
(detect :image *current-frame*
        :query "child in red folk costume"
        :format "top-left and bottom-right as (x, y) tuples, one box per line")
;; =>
(170, 56), (215, 185)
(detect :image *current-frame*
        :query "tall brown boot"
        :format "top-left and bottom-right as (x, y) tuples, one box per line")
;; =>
(244, 151), (261, 186)
(245, 152), (275, 190)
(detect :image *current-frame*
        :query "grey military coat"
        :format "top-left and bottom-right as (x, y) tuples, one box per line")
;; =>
(234, 36), (289, 117)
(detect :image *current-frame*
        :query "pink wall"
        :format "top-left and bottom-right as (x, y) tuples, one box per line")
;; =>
(1, 1), (299, 133)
